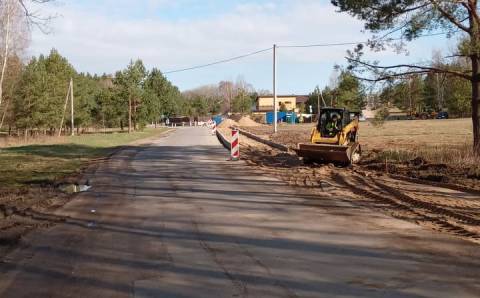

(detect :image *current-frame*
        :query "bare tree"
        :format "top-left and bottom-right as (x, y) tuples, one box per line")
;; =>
(219, 81), (235, 113)
(17, 0), (56, 33)
(0, 0), (52, 124)
(0, 0), (54, 113)
(0, 0), (27, 109)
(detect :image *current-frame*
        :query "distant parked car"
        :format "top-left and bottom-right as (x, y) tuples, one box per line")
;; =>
(436, 111), (449, 119)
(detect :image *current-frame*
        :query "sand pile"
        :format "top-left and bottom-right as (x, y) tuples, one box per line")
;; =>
(218, 118), (238, 129)
(238, 116), (261, 127)
(230, 114), (243, 122)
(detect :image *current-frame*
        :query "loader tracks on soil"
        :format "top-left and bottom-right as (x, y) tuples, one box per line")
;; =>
(334, 172), (480, 243)
(241, 141), (480, 245)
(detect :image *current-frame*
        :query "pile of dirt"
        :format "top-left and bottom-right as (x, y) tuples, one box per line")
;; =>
(238, 116), (261, 127)
(229, 114), (243, 122)
(218, 119), (238, 129)
(243, 145), (302, 168)
(271, 130), (310, 148)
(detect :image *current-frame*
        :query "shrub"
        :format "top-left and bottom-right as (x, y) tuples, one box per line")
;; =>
(372, 107), (390, 127)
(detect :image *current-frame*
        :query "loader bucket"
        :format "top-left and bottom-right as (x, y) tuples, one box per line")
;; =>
(295, 142), (361, 165)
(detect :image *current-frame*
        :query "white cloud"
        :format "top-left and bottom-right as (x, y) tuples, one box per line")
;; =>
(28, 0), (452, 92)
(30, 1), (364, 69)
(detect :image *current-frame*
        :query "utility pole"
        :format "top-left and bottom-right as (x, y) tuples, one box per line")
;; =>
(273, 44), (277, 133)
(409, 76), (413, 115)
(317, 93), (320, 113)
(70, 78), (74, 136)
(319, 90), (326, 110)
(436, 73), (444, 110)
(58, 81), (72, 137)
(128, 96), (132, 133)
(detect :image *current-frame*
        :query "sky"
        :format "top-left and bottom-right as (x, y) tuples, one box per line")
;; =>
(29, 0), (457, 94)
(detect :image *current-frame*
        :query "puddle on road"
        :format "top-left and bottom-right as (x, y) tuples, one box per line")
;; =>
(58, 184), (92, 194)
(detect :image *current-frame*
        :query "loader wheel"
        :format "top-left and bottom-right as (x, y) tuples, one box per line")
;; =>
(350, 145), (362, 164)
(348, 132), (357, 143)
(303, 157), (314, 165)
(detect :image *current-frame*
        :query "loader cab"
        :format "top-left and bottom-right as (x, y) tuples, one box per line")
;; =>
(318, 108), (351, 138)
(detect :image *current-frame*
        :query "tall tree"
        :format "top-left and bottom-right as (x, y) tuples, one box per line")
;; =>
(0, 54), (22, 130)
(332, 0), (480, 153)
(0, 0), (27, 112)
(307, 85), (322, 115)
(113, 60), (146, 132)
(14, 50), (76, 135)
(335, 71), (365, 111)
(73, 73), (101, 131)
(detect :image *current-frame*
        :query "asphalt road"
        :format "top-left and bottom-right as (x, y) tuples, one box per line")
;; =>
(0, 127), (479, 298)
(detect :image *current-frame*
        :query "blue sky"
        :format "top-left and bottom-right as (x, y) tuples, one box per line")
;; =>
(30, 0), (456, 94)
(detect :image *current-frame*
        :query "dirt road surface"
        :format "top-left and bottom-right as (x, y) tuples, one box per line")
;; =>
(0, 127), (479, 297)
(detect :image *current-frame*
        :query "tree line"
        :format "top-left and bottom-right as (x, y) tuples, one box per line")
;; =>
(306, 70), (365, 114)
(0, 49), (185, 136)
(304, 54), (471, 119)
(182, 78), (264, 116)
(0, 48), (267, 136)
(377, 58), (471, 118)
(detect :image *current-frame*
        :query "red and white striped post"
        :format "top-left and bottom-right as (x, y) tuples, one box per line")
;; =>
(231, 129), (240, 161)
(211, 121), (217, 135)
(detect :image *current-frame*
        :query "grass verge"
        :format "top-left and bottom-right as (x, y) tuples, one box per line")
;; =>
(0, 128), (169, 187)
(373, 144), (478, 169)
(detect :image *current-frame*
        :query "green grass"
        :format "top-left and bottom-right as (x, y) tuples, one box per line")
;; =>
(0, 128), (169, 187)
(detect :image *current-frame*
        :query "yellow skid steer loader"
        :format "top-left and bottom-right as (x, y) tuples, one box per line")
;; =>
(295, 108), (361, 165)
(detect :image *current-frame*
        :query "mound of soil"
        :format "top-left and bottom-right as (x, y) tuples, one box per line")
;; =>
(229, 114), (243, 122)
(218, 119), (239, 129)
(271, 131), (310, 148)
(238, 116), (261, 127)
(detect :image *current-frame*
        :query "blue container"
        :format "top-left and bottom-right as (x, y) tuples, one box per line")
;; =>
(286, 112), (297, 124)
(266, 112), (290, 124)
(212, 116), (223, 125)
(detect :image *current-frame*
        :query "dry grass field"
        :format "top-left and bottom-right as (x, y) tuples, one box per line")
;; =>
(242, 118), (472, 150)
(359, 118), (472, 150)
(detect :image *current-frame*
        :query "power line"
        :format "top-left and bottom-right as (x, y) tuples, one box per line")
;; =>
(164, 47), (273, 74)
(163, 31), (455, 74)
(278, 41), (364, 48)
(277, 31), (455, 48)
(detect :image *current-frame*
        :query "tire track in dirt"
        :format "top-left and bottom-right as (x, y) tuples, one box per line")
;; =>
(371, 178), (480, 225)
(332, 173), (480, 243)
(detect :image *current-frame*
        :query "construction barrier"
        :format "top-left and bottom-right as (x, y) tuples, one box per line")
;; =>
(216, 130), (230, 150)
(231, 129), (240, 160)
(206, 119), (216, 134)
(211, 121), (217, 135)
